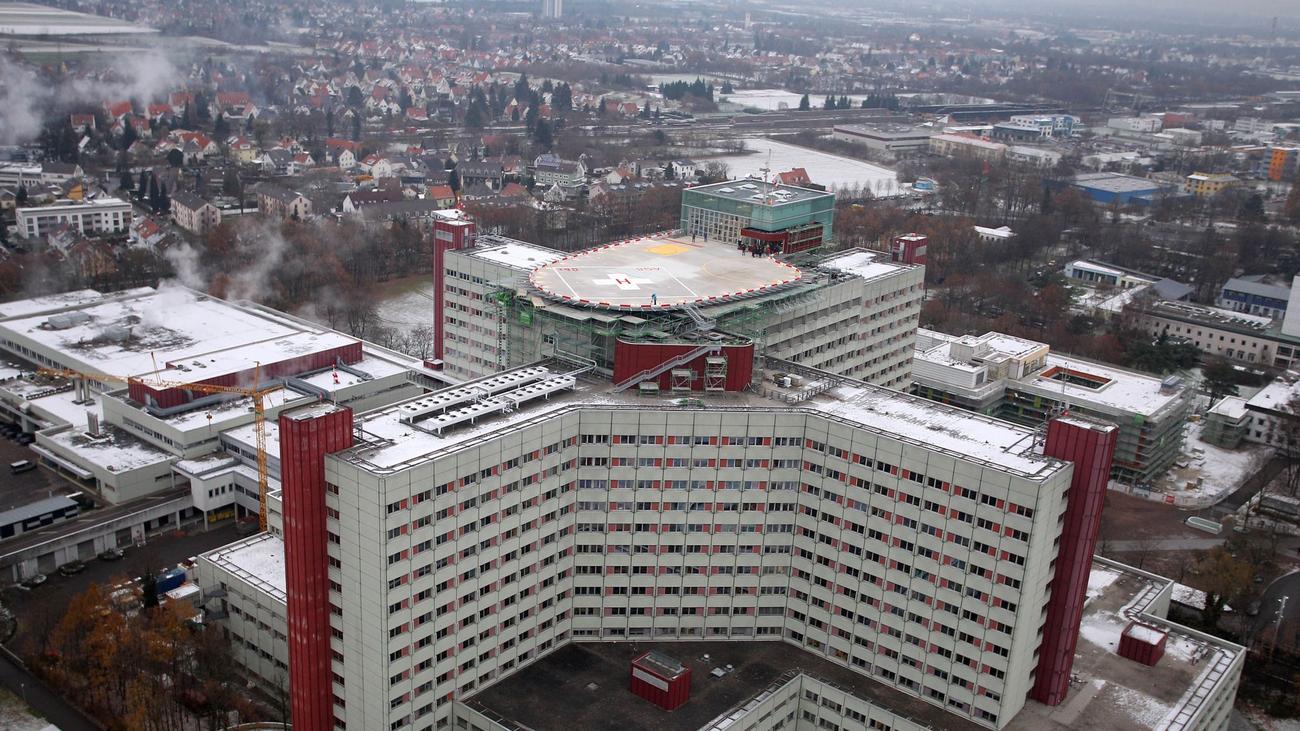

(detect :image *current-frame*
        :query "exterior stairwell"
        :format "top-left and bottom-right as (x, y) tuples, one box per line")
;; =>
(612, 344), (722, 392)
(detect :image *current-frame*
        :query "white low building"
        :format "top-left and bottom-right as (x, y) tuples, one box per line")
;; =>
(17, 198), (132, 239)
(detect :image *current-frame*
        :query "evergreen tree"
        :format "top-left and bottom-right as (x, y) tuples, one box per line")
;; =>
(122, 119), (138, 151)
(1202, 358), (1240, 403)
(465, 103), (485, 130)
(326, 108), (335, 137)
(15, 185), (27, 205)
(351, 114), (362, 141)
(214, 112), (230, 140)
(721, 81), (735, 94)
(798, 94), (810, 111)
(514, 73), (531, 103)
(839, 95), (850, 109)
(823, 95), (836, 110)
(137, 172), (149, 200)
(142, 573), (159, 609)
(534, 119), (553, 150)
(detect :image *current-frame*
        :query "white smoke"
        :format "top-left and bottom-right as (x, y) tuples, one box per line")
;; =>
(0, 50), (185, 146)
(224, 224), (290, 302)
(163, 242), (207, 291)
(138, 284), (193, 330)
(0, 57), (47, 146)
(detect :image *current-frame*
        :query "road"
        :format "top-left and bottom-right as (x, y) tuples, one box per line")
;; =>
(1106, 536), (1226, 552)
(1249, 569), (1300, 650)
(1213, 455), (1287, 514)
(0, 650), (103, 731)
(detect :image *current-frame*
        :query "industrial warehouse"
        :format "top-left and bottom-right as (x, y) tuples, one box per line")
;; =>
(0, 286), (430, 578)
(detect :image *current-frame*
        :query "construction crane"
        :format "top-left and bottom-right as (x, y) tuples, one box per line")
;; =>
(37, 364), (278, 532)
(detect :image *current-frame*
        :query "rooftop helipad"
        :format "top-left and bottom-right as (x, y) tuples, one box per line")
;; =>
(529, 234), (802, 311)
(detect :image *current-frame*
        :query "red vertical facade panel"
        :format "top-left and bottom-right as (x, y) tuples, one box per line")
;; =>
(281, 405), (355, 731)
(432, 218), (476, 363)
(1030, 417), (1118, 706)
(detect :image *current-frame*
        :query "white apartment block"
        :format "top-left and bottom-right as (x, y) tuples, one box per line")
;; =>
(17, 198), (133, 238)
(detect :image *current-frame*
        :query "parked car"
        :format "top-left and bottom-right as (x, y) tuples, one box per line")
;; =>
(20, 574), (47, 588)
(97, 548), (124, 562)
(9, 460), (35, 474)
(58, 561), (85, 576)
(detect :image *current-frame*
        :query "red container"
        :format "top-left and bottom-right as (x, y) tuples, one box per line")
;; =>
(1118, 621), (1167, 666)
(630, 651), (691, 711)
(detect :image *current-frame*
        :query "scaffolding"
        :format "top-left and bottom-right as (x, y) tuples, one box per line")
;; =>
(704, 356), (728, 391)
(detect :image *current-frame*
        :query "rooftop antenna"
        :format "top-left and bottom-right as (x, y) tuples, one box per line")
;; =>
(760, 148), (773, 205)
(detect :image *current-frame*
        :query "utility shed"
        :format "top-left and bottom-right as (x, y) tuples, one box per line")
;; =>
(630, 650), (691, 710)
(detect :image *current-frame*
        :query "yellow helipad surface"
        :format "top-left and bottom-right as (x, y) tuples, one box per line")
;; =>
(529, 234), (803, 310)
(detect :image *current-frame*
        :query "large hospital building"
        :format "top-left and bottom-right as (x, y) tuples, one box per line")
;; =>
(195, 360), (1243, 731)
(435, 182), (921, 391)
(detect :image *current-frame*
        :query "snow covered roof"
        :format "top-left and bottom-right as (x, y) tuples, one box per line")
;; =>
(819, 249), (907, 283)
(468, 240), (565, 271)
(338, 364), (1063, 479)
(1245, 378), (1300, 415)
(1010, 559), (1244, 731)
(1023, 354), (1188, 418)
(201, 532), (286, 604)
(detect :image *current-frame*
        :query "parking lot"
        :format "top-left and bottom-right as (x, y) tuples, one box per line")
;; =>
(1, 521), (243, 654)
(0, 435), (72, 514)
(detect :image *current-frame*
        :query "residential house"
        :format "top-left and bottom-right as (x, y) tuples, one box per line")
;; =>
(227, 136), (259, 164)
(130, 217), (168, 249)
(670, 159), (699, 179)
(532, 153), (586, 194)
(255, 183), (312, 220)
(458, 160), (504, 190)
(341, 188), (405, 213)
(776, 168), (812, 187)
(170, 191), (222, 235)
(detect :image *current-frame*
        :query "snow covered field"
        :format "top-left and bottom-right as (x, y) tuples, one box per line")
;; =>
(704, 137), (903, 197)
(1156, 421), (1269, 505)
(719, 89), (866, 111)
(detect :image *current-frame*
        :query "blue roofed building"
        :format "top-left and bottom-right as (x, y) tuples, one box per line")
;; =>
(1067, 172), (1170, 205)
(1217, 274), (1292, 319)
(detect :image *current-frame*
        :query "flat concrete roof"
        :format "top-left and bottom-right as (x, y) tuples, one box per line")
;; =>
(465, 640), (985, 731)
(687, 179), (831, 206)
(464, 561), (1240, 731)
(339, 364), (1064, 479)
(529, 233), (802, 311)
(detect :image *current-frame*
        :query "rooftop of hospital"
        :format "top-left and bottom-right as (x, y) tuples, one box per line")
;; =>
(526, 232), (805, 311)
(327, 361), (1065, 480)
(684, 179), (833, 205)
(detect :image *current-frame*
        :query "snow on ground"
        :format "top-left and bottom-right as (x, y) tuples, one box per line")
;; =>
(0, 689), (54, 731)
(1157, 421), (1268, 504)
(718, 89), (867, 111)
(1108, 684), (1175, 729)
(376, 282), (438, 335)
(1086, 568), (1120, 605)
(703, 137), (903, 197)
(1078, 607), (1128, 652)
